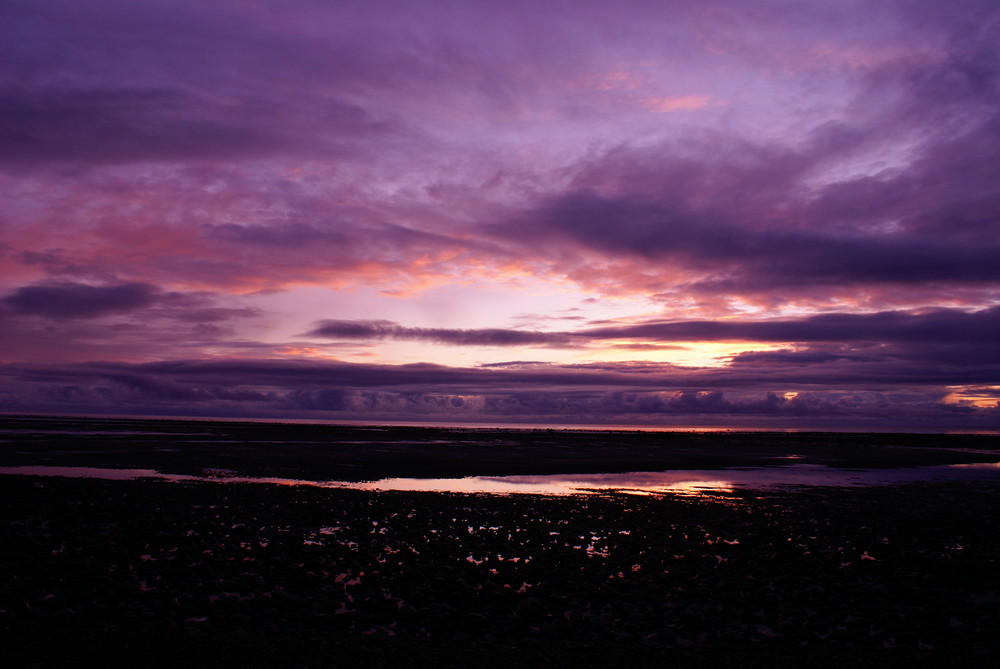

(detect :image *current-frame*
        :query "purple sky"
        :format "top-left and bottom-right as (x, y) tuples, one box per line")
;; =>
(2, 0), (1000, 429)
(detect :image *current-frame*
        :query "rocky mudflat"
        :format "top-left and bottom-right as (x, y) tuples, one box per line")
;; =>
(3, 474), (999, 667)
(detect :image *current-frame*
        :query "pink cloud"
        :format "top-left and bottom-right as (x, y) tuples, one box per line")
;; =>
(641, 94), (714, 113)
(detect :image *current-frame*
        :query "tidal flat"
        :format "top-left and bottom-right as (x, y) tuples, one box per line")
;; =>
(3, 476), (1000, 667)
(2, 416), (1000, 666)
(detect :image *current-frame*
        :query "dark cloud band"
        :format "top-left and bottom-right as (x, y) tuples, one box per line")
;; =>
(309, 306), (1000, 349)
(2, 282), (157, 319)
(306, 320), (580, 347)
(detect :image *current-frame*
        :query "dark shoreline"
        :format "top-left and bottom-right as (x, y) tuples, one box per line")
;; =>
(3, 475), (1000, 667)
(3, 415), (999, 482)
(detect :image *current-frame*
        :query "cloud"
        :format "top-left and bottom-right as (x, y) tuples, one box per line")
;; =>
(583, 306), (1000, 345)
(472, 13), (1000, 304)
(0, 282), (263, 363)
(6, 0), (998, 303)
(306, 320), (580, 348)
(0, 280), (261, 323)
(308, 306), (1000, 351)
(2, 281), (157, 319)
(498, 120), (1000, 295)
(1, 357), (997, 427)
(0, 1), (407, 169)
(1, 0), (998, 430)
(0, 87), (286, 166)
(0, 350), (991, 399)
(728, 349), (872, 366)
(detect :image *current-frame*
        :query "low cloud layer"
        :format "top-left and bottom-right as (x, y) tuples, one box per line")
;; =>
(1, 351), (997, 428)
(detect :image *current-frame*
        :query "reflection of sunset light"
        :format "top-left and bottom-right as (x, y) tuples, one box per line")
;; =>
(6, 463), (1000, 496)
(350, 475), (738, 497)
(647, 480), (735, 495)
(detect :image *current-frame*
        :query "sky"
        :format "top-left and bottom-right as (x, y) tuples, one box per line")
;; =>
(2, 0), (1000, 430)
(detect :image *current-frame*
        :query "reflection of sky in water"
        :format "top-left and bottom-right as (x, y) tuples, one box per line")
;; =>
(3, 462), (1000, 496)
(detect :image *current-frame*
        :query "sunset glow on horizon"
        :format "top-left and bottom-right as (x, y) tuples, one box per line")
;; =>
(2, 0), (1000, 429)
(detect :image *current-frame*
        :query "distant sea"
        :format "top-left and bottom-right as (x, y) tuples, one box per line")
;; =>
(5, 410), (999, 434)
(2, 412), (999, 495)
